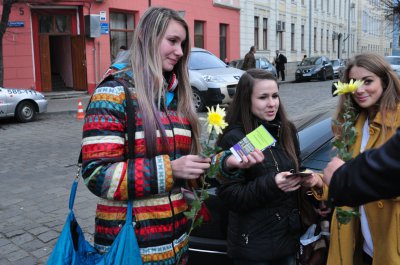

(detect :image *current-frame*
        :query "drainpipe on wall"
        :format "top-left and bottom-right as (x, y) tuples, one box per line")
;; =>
(308, 0), (312, 57)
(93, 40), (98, 84)
(98, 41), (101, 84)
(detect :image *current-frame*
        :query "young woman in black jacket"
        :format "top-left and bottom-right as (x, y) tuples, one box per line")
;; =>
(216, 69), (318, 265)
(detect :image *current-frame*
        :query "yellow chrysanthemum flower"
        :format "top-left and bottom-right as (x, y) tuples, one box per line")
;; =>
(333, 79), (364, 95)
(206, 105), (228, 134)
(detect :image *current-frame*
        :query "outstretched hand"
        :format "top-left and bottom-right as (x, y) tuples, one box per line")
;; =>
(171, 155), (211, 180)
(301, 172), (323, 188)
(225, 149), (265, 170)
(323, 156), (345, 186)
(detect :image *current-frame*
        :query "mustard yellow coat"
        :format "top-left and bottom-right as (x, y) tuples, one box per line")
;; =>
(322, 106), (400, 265)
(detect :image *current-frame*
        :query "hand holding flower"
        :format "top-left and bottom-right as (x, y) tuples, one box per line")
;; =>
(171, 155), (211, 179)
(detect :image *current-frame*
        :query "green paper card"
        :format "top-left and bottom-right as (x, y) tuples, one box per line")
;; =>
(230, 125), (276, 162)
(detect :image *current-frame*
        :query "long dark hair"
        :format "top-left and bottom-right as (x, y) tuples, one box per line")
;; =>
(218, 69), (299, 170)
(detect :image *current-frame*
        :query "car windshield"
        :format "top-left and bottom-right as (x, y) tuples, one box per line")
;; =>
(331, 60), (340, 66)
(385, 57), (400, 66)
(300, 57), (321, 66)
(256, 58), (271, 69)
(189, 51), (227, 70)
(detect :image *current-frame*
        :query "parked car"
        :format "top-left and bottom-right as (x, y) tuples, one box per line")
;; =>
(330, 59), (346, 79)
(188, 116), (335, 264)
(189, 47), (244, 112)
(229, 57), (277, 77)
(295, 56), (334, 82)
(0, 87), (48, 122)
(384, 56), (400, 77)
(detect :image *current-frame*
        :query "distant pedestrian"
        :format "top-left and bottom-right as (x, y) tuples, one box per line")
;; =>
(114, 45), (129, 63)
(274, 50), (287, 81)
(242, 46), (256, 70)
(224, 57), (229, 65)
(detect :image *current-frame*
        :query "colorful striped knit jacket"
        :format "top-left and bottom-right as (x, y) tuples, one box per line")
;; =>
(81, 77), (192, 264)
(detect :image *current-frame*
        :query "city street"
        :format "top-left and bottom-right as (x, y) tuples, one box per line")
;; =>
(0, 80), (338, 265)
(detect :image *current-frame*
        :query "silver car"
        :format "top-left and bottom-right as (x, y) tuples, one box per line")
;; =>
(385, 56), (400, 77)
(189, 47), (244, 112)
(330, 59), (346, 79)
(0, 87), (48, 122)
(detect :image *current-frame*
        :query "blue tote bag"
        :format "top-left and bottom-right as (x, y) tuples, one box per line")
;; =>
(46, 177), (143, 265)
(47, 81), (142, 265)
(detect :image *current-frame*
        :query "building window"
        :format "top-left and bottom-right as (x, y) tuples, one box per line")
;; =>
(263, 18), (268, 50)
(39, 15), (71, 34)
(301, 25), (305, 51)
(326, 29), (329, 51)
(333, 35), (336, 52)
(314, 27), (317, 51)
(291, 23), (295, 51)
(320, 28), (323, 51)
(110, 12), (134, 61)
(220, 24), (228, 61)
(333, 0), (336, 15)
(194, 21), (204, 48)
(254, 16), (259, 49)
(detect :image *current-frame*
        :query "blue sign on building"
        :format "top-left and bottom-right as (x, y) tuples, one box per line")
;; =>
(8, 21), (24, 27)
(100, 23), (109, 34)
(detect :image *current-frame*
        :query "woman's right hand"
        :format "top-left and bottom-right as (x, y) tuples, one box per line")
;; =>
(275, 171), (301, 192)
(171, 155), (211, 180)
(224, 149), (265, 170)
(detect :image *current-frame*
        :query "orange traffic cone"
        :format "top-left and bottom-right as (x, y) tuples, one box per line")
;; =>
(77, 99), (85, 120)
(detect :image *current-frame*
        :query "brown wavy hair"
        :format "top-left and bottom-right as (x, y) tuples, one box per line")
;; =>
(334, 53), (400, 140)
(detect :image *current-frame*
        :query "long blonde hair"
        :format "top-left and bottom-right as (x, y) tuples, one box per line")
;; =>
(131, 7), (200, 157)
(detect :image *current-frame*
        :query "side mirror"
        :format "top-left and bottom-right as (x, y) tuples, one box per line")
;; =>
(332, 81), (338, 97)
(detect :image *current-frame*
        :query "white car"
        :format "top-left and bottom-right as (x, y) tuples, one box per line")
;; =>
(0, 87), (48, 122)
(385, 56), (400, 77)
(189, 47), (244, 112)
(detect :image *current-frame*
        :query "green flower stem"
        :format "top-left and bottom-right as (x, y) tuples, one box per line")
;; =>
(332, 95), (360, 265)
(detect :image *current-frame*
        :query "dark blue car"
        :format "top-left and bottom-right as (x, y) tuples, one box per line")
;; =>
(295, 56), (334, 82)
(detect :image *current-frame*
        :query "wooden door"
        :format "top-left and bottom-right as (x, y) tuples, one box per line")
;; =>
(71, 35), (88, 91)
(39, 35), (52, 92)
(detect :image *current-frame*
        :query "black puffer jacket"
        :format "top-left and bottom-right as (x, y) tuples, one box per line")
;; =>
(217, 120), (302, 261)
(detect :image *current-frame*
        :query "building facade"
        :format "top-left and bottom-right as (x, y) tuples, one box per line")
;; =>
(1, 0), (240, 93)
(240, 0), (392, 63)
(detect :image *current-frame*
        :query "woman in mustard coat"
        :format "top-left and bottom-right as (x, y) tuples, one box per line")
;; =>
(312, 53), (400, 265)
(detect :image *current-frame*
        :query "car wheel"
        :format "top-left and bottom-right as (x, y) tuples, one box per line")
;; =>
(321, 70), (327, 81)
(16, 101), (36, 122)
(192, 89), (205, 112)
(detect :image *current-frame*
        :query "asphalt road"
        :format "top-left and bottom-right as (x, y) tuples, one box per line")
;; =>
(0, 79), (338, 265)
